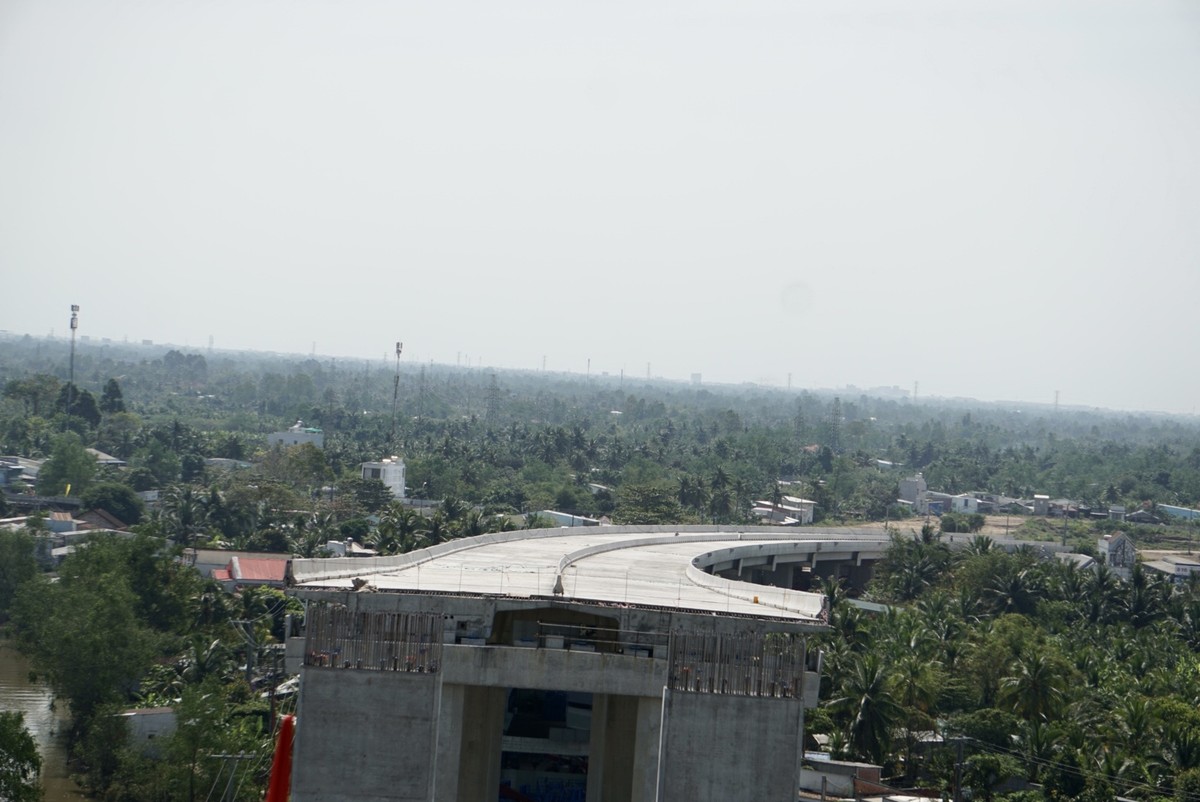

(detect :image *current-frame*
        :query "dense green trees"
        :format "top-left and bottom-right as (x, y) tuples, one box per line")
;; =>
(12, 537), (174, 718)
(0, 529), (37, 617)
(7, 337), (1200, 560)
(0, 711), (41, 802)
(7, 534), (279, 801)
(816, 532), (1200, 801)
(35, 431), (95, 496)
(8, 338), (1200, 800)
(81, 480), (146, 525)
(100, 377), (125, 414)
(57, 382), (101, 427)
(3, 374), (60, 417)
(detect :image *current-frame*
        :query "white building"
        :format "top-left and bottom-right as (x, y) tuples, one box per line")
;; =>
(951, 494), (978, 514)
(362, 456), (406, 499)
(119, 707), (177, 757)
(537, 510), (602, 527)
(752, 496), (816, 526)
(898, 474), (927, 505)
(268, 420), (324, 448)
(1144, 554), (1200, 584)
(1097, 532), (1136, 580)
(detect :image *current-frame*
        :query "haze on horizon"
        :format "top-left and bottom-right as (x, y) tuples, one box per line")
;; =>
(2, 1), (1198, 415)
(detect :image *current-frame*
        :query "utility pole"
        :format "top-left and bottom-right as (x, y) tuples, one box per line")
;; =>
(417, 366), (427, 422)
(65, 304), (79, 431)
(232, 619), (258, 685)
(952, 737), (964, 802)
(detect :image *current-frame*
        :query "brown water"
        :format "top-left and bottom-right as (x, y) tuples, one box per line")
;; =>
(0, 640), (88, 801)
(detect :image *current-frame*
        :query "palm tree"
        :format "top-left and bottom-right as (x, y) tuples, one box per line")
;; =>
(1085, 564), (1121, 625)
(1122, 563), (1169, 628)
(829, 652), (903, 765)
(370, 519), (403, 556)
(711, 467), (729, 492)
(460, 510), (486, 538)
(137, 663), (185, 706)
(708, 488), (733, 523)
(1000, 651), (1066, 722)
(985, 566), (1038, 616)
(821, 576), (848, 615)
(203, 486), (229, 537)
(965, 535), (993, 555)
(1049, 560), (1087, 606)
(894, 551), (940, 601)
(440, 496), (467, 522)
(890, 650), (942, 781)
(917, 593), (966, 668)
(162, 485), (206, 546)
(424, 512), (448, 546)
(179, 637), (232, 685)
(1017, 719), (1063, 782)
(1163, 719), (1200, 773)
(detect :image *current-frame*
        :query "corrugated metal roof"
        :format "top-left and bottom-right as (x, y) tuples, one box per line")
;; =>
(231, 556), (288, 582)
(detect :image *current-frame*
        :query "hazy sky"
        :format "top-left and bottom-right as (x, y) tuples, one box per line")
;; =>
(2, 1), (1198, 412)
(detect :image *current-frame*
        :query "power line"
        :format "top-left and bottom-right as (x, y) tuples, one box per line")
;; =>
(961, 735), (1188, 802)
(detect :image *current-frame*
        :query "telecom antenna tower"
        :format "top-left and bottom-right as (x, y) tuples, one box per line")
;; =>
(389, 341), (403, 445)
(66, 304), (79, 431)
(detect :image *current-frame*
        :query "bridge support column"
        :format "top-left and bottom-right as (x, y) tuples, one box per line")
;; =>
(586, 693), (657, 802)
(451, 685), (505, 802)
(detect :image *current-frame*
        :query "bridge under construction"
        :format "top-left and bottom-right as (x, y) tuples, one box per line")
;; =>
(285, 525), (891, 802)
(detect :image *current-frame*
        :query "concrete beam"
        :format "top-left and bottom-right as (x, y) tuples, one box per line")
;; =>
(441, 645), (667, 698)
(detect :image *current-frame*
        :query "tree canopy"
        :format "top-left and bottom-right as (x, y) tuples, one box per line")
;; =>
(35, 431), (95, 496)
(0, 711), (41, 802)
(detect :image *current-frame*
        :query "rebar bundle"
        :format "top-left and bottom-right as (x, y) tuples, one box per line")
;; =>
(666, 631), (805, 699)
(303, 605), (442, 673)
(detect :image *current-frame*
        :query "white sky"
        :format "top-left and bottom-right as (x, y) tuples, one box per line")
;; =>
(2, 1), (1198, 413)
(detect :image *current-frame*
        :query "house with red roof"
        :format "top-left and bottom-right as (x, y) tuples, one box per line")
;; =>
(211, 554), (289, 591)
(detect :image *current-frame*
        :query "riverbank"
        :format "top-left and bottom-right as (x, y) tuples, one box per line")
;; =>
(0, 640), (88, 801)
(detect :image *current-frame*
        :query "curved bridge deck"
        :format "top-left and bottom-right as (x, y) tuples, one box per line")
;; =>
(290, 525), (891, 623)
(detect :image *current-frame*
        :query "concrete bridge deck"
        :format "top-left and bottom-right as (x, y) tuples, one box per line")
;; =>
(290, 525), (892, 623)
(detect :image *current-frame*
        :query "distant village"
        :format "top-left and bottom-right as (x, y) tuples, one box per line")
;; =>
(5, 415), (1199, 596)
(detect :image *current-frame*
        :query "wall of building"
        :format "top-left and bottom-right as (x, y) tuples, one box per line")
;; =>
(1159, 504), (1200, 521)
(656, 690), (802, 802)
(363, 458), (406, 498)
(268, 429), (324, 448)
(293, 668), (440, 802)
(799, 760), (882, 797)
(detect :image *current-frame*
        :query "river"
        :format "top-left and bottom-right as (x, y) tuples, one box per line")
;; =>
(0, 640), (88, 801)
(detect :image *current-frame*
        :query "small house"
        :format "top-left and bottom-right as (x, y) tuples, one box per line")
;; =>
(1097, 532), (1136, 580)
